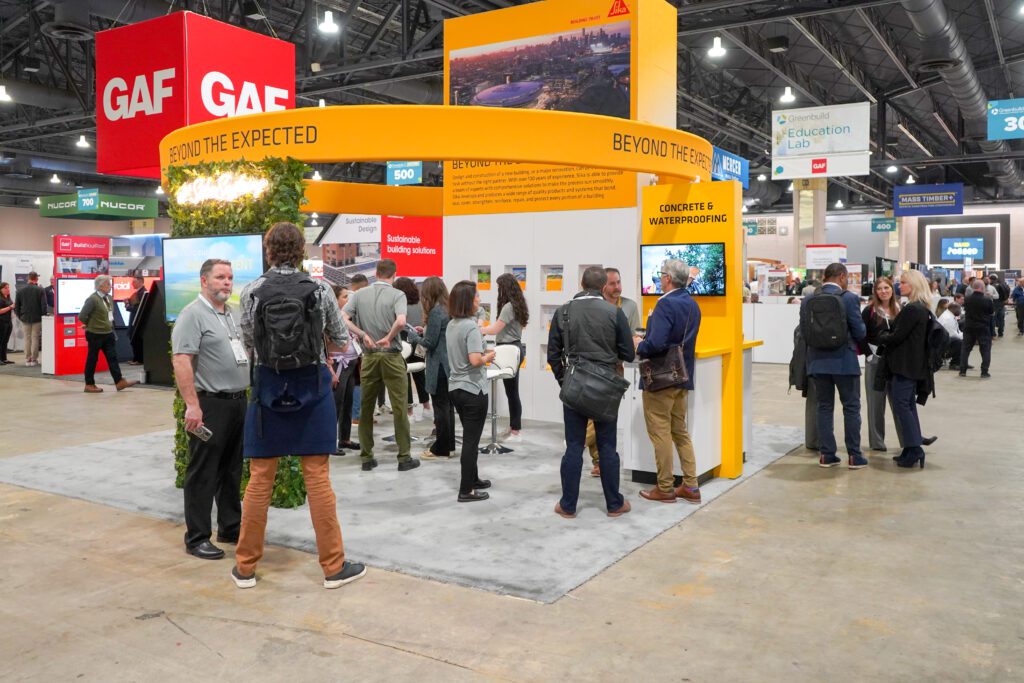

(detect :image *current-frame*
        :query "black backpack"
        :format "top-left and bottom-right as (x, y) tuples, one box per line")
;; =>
(253, 271), (323, 371)
(925, 312), (950, 374)
(805, 290), (849, 350)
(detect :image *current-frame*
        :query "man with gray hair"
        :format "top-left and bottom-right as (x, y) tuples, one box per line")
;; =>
(79, 274), (136, 393)
(960, 277), (994, 378)
(637, 259), (703, 504)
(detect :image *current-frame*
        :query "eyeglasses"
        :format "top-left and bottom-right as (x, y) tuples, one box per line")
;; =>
(659, 271), (669, 277)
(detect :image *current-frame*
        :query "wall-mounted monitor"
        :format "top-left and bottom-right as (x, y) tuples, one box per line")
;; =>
(162, 234), (265, 323)
(641, 242), (726, 296)
(55, 278), (99, 315)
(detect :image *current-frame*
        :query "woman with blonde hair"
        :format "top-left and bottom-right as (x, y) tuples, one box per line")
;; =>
(878, 269), (935, 469)
(860, 277), (902, 452)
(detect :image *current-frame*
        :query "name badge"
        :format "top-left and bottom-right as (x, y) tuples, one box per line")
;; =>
(230, 338), (249, 365)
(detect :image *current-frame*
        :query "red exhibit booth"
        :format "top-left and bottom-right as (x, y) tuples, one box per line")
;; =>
(48, 235), (111, 376)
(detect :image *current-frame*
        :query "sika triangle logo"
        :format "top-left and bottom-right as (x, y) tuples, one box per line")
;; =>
(608, 0), (630, 17)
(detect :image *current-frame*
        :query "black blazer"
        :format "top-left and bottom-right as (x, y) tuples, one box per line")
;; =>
(878, 301), (929, 381)
(963, 292), (994, 332)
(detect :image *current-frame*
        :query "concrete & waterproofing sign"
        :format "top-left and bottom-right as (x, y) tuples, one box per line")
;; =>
(987, 99), (1024, 141)
(771, 102), (870, 180)
(41, 190), (158, 220)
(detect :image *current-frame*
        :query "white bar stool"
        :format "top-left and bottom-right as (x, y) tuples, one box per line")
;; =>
(479, 344), (521, 455)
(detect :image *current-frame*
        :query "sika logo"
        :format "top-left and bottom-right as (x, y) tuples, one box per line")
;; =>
(608, 0), (630, 17)
(811, 158), (828, 174)
(58, 237), (73, 252)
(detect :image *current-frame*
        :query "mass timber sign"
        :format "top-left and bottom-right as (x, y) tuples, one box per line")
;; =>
(95, 11), (295, 178)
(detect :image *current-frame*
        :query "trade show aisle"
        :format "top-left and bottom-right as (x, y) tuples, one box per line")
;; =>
(1, 354), (1022, 680)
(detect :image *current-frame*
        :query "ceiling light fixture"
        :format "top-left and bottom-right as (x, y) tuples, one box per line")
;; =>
(757, 173), (767, 182)
(886, 165), (898, 174)
(242, 0), (265, 20)
(318, 10), (339, 33)
(34, 196), (40, 205)
(76, 135), (90, 148)
(21, 57), (41, 73)
(311, 212), (319, 219)
(741, 204), (748, 213)
(907, 175), (916, 184)
(318, 99), (326, 108)
(835, 199), (844, 209)
(155, 185), (164, 195)
(312, 170), (322, 181)
(780, 86), (796, 104)
(0, 85), (11, 102)
(787, 182), (794, 192)
(50, 173), (60, 184)
(707, 37), (726, 59)
(310, 219), (319, 227)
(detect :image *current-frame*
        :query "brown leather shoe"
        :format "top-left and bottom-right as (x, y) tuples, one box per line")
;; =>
(674, 485), (702, 505)
(639, 487), (677, 503)
(83, 384), (103, 393)
(554, 502), (576, 519)
(115, 379), (138, 391)
(590, 464), (601, 477)
(607, 499), (631, 517)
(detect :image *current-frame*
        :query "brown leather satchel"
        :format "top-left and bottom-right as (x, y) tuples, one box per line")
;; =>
(639, 344), (688, 392)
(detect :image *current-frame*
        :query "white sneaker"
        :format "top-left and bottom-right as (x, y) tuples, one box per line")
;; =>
(504, 432), (523, 443)
(421, 407), (434, 421)
(231, 566), (256, 589)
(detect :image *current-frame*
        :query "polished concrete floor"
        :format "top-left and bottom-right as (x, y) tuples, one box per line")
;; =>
(1, 338), (1022, 681)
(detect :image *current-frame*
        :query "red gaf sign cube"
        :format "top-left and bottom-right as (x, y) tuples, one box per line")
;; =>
(96, 11), (295, 178)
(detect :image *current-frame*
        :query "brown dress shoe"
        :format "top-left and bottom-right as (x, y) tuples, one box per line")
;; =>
(639, 487), (677, 503)
(83, 384), (103, 393)
(607, 499), (631, 517)
(674, 485), (702, 505)
(115, 379), (138, 391)
(554, 502), (576, 519)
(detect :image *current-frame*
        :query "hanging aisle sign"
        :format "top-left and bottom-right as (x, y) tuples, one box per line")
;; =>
(987, 99), (1024, 141)
(711, 147), (749, 189)
(871, 217), (897, 233)
(386, 161), (423, 186)
(41, 191), (158, 220)
(771, 102), (870, 180)
(893, 183), (963, 217)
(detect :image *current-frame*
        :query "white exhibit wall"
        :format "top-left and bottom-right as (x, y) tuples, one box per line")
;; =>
(744, 214), (795, 263)
(444, 207), (641, 423)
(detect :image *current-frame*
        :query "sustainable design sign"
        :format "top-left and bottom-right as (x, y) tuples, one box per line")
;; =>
(771, 102), (870, 180)
(941, 238), (984, 260)
(711, 147), (749, 189)
(987, 99), (1024, 141)
(893, 183), (963, 217)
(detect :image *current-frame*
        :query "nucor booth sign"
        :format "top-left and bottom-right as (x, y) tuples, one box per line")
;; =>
(96, 11), (295, 178)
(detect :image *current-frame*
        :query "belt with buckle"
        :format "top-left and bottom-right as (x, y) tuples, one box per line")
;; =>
(197, 390), (246, 400)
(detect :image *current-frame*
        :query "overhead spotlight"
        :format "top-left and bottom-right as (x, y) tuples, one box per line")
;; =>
(318, 10), (339, 33)
(155, 185), (164, 195)
(0, 85), (11, 102)
(310, 219), (319, 227)
(312, 170), (322, 181)
(907, 175), (916, 184)
(787, 182), (794, 192)
(34, 196), (40, 205)
(780, 86), (796, 103)
(318, 98), (326, 108)
(50, 173), (60, 184)
(707, 37), (726, 59)
(886, 165), (898, 174)
(835, 199), (844, 209)
(757, 173), (767, 182)
(742, 204), (749, 213)
(76, 134), (90, 148)
(311, 212), (319, 219)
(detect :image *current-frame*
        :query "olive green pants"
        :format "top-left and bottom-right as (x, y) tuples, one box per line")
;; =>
(358, 352), (411, 461)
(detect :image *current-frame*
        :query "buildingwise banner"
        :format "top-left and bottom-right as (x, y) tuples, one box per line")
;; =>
(771, 102), (870, 180)
(893, 183), (964, 217)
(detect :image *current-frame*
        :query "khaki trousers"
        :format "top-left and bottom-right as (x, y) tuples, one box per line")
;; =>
(358, 352), (411, 460)
(23, 321), (41, 362)
(236, 456), (345, 577)
(642, 387), (698, 491)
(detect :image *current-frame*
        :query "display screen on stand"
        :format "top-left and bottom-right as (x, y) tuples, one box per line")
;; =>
(55, 279), (100, 315)
(641, 242), (727, 296)
(162, 233), (266, 323)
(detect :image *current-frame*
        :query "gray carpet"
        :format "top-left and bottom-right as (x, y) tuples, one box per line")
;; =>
(0, 420), (801, 602)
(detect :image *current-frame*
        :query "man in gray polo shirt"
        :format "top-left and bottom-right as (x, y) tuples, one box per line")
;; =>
(171, 258), (250, 561)
(342, 258), (418, 472)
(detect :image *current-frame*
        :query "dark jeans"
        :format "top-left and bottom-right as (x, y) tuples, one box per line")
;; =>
(450, 388), (488, 495)
(0, 320), (11, 361)
(183, 394), (245, 547)
(498, 343), (523, 430)
(1017, 303), (1024, 334)
(994, 305), (1005, 337)
(409, 369), (430, 405)
(84, 331), (123, 385)
(430, 373), (456, 456)
(961, 327), (992, 374)
(887, 374), (923, 451)
(945, 338), (963, 368)
(811, 374), (862, 459)
(560, 404), (625, 514)
(331, 360), (357, 444)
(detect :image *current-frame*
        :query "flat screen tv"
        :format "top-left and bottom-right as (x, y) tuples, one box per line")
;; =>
(55, 278), (99, 315)
(641, 242), (726, 296)
(162, 234), (265, 322)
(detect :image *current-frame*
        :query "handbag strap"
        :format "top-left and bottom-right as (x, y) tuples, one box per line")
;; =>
(561, 295), (603, 367)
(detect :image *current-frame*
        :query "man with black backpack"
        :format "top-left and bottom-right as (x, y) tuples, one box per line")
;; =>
(799, 263), (867, 469)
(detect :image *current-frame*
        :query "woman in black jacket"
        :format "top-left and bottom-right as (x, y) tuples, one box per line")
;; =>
(861, 277), (902, 453)
(878, 270), (933, 469)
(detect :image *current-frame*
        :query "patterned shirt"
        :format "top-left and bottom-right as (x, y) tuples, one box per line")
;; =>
(239, 265), (347, 364)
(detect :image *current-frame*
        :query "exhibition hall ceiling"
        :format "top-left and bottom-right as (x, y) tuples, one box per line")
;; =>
(0, 0), (1020, 210)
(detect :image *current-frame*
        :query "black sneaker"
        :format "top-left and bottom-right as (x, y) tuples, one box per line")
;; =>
(981, 371), (991, 378)
(397, 458), (421, 472)
(216, 534), (238, 544)
(231, 566), (256, 589)
(361, 458), (378, 471)
(324, 561), (367, 589)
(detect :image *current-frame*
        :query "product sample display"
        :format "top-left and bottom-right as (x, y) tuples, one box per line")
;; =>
(55, 278), (101, 315)
(641, 242), (726, 296)
(162, 233), (265, 322)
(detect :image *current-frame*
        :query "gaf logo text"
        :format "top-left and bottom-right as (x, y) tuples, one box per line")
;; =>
(811, 159), (828, 174)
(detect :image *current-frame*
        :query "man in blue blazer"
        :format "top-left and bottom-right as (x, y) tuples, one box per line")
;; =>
(799, 263), (867, 469)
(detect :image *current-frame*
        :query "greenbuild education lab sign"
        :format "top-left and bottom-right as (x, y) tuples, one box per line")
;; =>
(40, 189), (157, 220)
